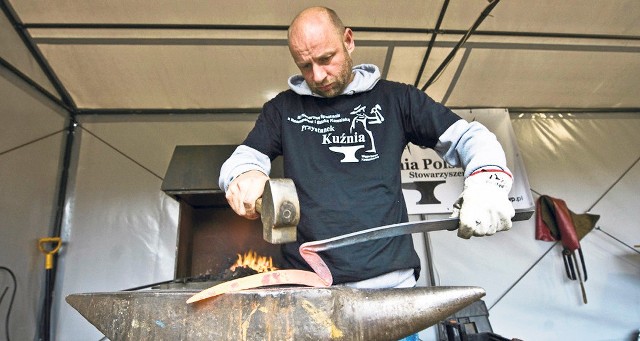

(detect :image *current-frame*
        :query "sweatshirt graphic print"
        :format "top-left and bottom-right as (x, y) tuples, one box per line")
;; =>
(286, 103), (385, 163)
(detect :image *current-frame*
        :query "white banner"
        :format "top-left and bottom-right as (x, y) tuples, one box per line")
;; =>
(401, 108), (533, 215)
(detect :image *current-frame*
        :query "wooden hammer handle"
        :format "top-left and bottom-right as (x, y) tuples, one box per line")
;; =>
(255, 197), (263, 214)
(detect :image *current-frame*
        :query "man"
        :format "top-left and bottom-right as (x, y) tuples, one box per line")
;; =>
(219, 6), (514, 290)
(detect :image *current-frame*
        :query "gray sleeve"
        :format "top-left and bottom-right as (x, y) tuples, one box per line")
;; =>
(218, 145), (271, 191)
(433, 119), (511, 177)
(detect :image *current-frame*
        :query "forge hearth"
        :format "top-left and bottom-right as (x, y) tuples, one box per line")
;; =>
(161, 145), (285, 280)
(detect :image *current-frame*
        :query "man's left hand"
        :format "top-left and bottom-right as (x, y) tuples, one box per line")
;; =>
(451, 168), (515, 239)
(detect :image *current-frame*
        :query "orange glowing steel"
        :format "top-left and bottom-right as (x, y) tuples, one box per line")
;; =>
(230, 250), (278, 273)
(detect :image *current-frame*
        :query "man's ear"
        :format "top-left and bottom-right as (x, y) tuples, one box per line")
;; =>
(343, 28), (355, 55)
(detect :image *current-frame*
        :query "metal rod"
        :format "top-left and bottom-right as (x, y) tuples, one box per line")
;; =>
(414, 0), (449, 87)
(571, 252), (588, 304)
(38, 118), (77, 341)
(0, 0), (77, 109)
(508, 108), (640, 114)
(121, 279), (177, 292)
(303, 218), (459, 253)
(21, 22), (640, 42)
(41, 269), (52, 341)
(587, 156), (640, 212)
(489, 241), (559, 310)
(72, 107), (640, 116)
(421, 0), (501, 91)
(0, 287), (7, 304)
(76, 107), (262, 115)
(79, 126), (164, 180)
(422, 232), (437, 287)
(0, 129), (65, 157)
(578, 248), (588, 281)
(596, 227), (640, 255)
(0, 57), (71, 112)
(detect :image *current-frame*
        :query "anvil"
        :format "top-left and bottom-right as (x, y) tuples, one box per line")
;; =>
(67, 286), (485, 340)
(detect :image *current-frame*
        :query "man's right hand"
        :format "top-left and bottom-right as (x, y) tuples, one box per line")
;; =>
(225, 170), (269, 220)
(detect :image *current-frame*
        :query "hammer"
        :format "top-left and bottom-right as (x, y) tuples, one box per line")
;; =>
(255, 178), (300, 244)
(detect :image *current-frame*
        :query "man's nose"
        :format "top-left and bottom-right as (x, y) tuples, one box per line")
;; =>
(312, 65), (326, 83)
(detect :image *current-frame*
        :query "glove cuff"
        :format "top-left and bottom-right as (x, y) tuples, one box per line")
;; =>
(469, 166), (512, 178)
(465, 167), (513, 194)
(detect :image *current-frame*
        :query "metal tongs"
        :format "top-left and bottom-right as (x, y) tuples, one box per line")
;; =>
(537, 196), (588, 304)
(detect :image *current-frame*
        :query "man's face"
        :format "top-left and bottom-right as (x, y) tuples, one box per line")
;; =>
(289, 23), (354, 98)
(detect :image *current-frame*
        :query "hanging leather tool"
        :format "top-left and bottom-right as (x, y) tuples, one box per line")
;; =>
(535, 195), (599, 304)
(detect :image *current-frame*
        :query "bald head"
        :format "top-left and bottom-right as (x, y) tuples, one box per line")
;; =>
(288, 7), (345, 41)
(287, 7), (355, 97)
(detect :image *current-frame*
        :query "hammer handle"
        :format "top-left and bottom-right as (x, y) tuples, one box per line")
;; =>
(255, 198), (263, 214)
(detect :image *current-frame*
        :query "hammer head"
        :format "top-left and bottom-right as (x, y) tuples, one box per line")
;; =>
(261, 178), (300, 244)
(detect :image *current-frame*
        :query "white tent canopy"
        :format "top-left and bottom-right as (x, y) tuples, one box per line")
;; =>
(2, 0), (640, 112)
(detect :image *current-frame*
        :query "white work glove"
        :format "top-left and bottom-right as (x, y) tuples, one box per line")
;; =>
(451, 169), (515, 239)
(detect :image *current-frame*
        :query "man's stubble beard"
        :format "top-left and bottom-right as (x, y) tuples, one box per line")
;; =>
(313, 53), (353, 98)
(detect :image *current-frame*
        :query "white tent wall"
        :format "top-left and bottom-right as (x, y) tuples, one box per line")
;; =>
(0, 68), (67, 340)
(34, 111), (636, 341)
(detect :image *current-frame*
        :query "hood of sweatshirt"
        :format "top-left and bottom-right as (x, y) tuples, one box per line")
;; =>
(287, 64), (381, 97)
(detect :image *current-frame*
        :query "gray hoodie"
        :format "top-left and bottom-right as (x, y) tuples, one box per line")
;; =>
(287, 64), (381, 97)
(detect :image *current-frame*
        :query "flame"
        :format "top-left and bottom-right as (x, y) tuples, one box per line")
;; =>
(230, 250), (278, 273)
